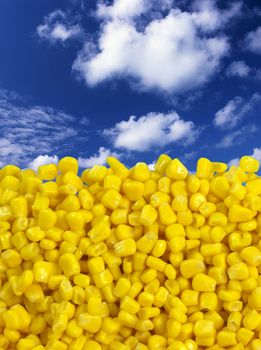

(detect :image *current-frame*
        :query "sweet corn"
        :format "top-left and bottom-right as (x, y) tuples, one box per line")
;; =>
(0, 154), (260, 349)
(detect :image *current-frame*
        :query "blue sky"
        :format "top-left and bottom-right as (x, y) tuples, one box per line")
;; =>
(0, 0), (260, 170)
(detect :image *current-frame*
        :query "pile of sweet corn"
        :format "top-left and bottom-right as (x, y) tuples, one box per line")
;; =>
(0, 155), (261, 350)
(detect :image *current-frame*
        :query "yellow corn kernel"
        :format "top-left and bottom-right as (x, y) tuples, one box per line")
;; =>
(2, 249), (21, 270)
(101, 189), (122, 210)
(196, 158), (212, 178)
(131, 162), (150, 182)
(166, 223), (185, 239)
(77, 313), (102, 333)
(37, 208), (57, 230)
(208, 212), (227, 226)
(169, 236), (186, 254)
(58, 156), (78, 173)
(251, 339), (261, 350)
(113, 278), (131, 298)
(118, 310), (138, 327)
(24, 283), (44, 303)
(158, 202), (176, 225)
(40, 181), (59, 197)
(217, 330), (237, 347)
(212, 161), (227, 173)
(227, 262), (249, 280)
(59, 253), (80, 276)
(111, 209), (127, 226)
(240, 246), (261, 266)
(228, 204), (253, 222)
(181, 290), (199, 306)
(88, 216), (111, 243)
(243, 309), (261, 330)
(180, 259), (205, 279)
(155, 154), (171, 173)
(88, 256), (105, 275)
(4, 328), (20, 342)
(37, 164), (58, 181)
(66, 212), (84, 230)
(187, 174), (201, 193)
(10, 196), (27, 217)
(194, 319), (215, 338)
(249, 287), (261, 310)
(172, 194), (188, 212)
(199, 292), (218, 311)
(236, 327), (254, 346)
(107, 157), (129, 180)
(141, 268), (157, 283)
(147, 256), (166, 272)
(140, 204), (158, 226)
(122, 179), (144, 202)
(121, 295), (140, 314)
(166, 158), (188, 180)
(240, 155), (259, 172)
(93, 269), (113, 288)
(114, 238), (136, 257)
(177, 210), (193, 226)
(61, 194), (80, 212)
(33, 261), (55, 283)
(192, 273), (216, 292)
(158, 176), (171, 193)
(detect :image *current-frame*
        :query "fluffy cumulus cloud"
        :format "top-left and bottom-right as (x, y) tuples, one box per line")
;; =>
(213, 93), (261, 129)
(229, 147), (261, 167)
(102, 111), (200, 151)
(73, 0), (242, 93)
(78, 147), (119, 168)
(29, 155), (58, 171)
(244, 26), (261, 55)
(37, 9), (82, 43)
(0, 89), (88, 167)
(226, 60), (251, 78)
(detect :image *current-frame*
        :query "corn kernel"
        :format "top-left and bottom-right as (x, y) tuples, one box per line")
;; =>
(194, 319), (215, 338)
(166, 158), (188, 180)
(114, 238), (136, 257)
(59, 253), (80, 276)
(192, 273), (216, 292)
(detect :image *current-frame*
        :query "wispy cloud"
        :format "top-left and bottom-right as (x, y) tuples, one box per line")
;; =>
(78, 147), (119, 168)
(243, 26), (261, 55)
(217, 124), (257, 148)
(102, 111), (200, 151)
(213, 93), (261, 129)
(37, 9), (82, 43)
(226, 60), (251, 78)
(73, 0), (242, 94)
(0, 89), (89, 167)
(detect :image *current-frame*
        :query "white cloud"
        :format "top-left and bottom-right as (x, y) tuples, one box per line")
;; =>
(228, 157), (239, 167)
(96, 0), (147, 20)
(228, 147), (261, 167)
(37, 9), (82, 43)
(252, 147), (261, 162)
(102, 111), (200, 151)
(147, 162), (156, 170)
(217, 124), (257, 148)
(244, 26), (261, 55)
(73, 0), (242, 93)
(226, 60), (251, 78)
(213, 93), (261, 129)
(29, 155), (58, 171)
(78, 147), (119, 168)
(0, 90), (88, 167)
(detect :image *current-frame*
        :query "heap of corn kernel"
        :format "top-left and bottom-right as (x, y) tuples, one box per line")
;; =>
(0, 155), (261, 350)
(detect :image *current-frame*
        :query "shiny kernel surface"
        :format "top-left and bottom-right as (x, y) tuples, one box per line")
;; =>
(0, 154), (261, 350)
